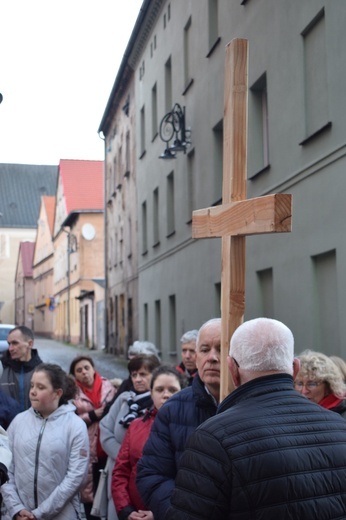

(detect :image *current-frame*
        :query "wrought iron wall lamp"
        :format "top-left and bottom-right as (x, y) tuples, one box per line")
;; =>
(159, 103), (191, 159)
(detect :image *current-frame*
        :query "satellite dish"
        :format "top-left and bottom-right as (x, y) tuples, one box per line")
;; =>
(81, 223), (96, 241)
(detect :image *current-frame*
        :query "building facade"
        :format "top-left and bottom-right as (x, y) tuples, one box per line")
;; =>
(14, 242), (35, 328)
(101, 0), (346, 361)
(33, 196), (56, 337)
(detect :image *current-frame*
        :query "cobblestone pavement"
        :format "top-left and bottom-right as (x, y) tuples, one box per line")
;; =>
(35, 336), (129, 381)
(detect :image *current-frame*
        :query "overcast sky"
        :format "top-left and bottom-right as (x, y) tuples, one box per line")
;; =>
(0, 0), (143, 165)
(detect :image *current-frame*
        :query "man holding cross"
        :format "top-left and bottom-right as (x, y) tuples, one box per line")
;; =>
(166, 318), (346, 520)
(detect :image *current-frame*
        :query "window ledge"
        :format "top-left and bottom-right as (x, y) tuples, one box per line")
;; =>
(206, 37), (221, 58)
(299, 122), (332, 146)
(182, 78), (194, 96)
(248, 163), (271, 180)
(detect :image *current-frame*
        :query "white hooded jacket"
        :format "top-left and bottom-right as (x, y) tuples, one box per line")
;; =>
(2, 403), (89, 519)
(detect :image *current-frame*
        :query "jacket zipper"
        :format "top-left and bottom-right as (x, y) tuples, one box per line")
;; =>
(34, 419), (47, 508)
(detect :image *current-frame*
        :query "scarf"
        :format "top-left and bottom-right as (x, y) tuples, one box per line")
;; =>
(76, 372), (103, 408)
(119, 391), (153, 428)
(319, 393), (343, 410)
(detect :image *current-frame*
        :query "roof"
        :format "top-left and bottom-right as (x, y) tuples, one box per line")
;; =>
(42, 196), (56, 235)
(19, 241), (35, 277)
(0, 163), (58, 228)
(59, 159), (104, 215)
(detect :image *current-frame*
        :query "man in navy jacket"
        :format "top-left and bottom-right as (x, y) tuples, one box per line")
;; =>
(136, 318), (221, 519)
(167, 317), (346, 520)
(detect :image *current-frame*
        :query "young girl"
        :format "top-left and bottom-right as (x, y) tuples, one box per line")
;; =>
(112, 365), (187, 520)
(2, 363), (89, 520)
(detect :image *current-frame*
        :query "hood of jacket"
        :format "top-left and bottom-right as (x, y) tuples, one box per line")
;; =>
(2, 349), (43, 373)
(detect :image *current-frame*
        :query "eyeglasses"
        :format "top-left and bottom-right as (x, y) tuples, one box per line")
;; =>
(294, 381), (323, 390)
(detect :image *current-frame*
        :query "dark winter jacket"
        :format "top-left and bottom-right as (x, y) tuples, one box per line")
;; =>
(0, 349), (43, 411)
(0, 390), (21, 429)
(175, 362), (197, 386)
(167, 373), (346, 520)
(136, 374), (217, 519)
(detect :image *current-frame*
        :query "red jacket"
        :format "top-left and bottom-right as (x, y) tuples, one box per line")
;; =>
(112, 408), (157, 518)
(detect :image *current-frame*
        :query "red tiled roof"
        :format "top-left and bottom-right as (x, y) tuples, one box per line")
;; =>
(43, 196), (56, 235)
(59, 159), (104, 215)
(20, 242), (35, 277)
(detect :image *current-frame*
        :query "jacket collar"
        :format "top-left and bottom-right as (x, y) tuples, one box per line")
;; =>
(218, 373), (294, 414)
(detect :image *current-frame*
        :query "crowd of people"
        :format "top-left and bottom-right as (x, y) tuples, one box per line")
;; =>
(0, 322), (346, 518)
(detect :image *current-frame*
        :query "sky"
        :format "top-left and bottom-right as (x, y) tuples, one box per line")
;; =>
(0, 0), (143, 165)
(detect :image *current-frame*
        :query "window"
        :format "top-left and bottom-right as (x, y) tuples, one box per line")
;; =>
(212, 121), (223, 204)
(249, 73), (269, 177)
(312, 250), (339, 353)
(165, 57), (172, 112)
(166, 171), (175, 236)
(125, 131), (130, 176)
(155, 300), (161, 352)
(214, 282), (221, 316)
(301, 9), (330, 143)
(153, 187), (160, 246)
(144, 303), (149, 340)
(169, 294), (177, 355)
(183, 17), (193, 91)
(185, 150), (195, 223)
(257, 268), (273, 317)
(151, 83), (158, 140)
(140, 105), (146, 157)
(141, 201), (148, 254)
(208, 0), (219, 50)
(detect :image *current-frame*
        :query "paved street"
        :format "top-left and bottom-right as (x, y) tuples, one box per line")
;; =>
(34, 336), (129, 382)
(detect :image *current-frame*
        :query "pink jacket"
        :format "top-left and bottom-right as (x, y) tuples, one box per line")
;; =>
(73, 377), (116, 503)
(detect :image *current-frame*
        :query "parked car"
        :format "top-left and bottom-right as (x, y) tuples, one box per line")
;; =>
(0, 324), (14, 359)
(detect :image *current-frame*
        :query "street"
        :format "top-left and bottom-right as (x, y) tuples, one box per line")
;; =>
(34, 336), (129, 382)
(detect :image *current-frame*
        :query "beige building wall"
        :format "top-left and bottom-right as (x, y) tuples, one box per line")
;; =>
(0, 229), (35, 324)
(53, 212), (104, 346)
(33, 200), (56, 337)
(14, 256), (34, 329)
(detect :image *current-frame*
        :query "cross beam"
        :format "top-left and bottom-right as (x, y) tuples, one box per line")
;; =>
(192, 39), (292, 401)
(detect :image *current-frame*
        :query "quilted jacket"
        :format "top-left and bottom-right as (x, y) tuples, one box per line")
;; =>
(2, 403), (89, 520)
(167, 374), (346, 520)
(73, 378), (116, 503)
(112, 408), (157, 520)
(136, 374), (218, 519)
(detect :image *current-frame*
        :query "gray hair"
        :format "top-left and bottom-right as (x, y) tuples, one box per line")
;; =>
(230, 318), (294, 373)
(196, 318), (221, 350)
(128, 341), (160, 360)
(180, 330), (198, 344)
(297, 350), (346, 398)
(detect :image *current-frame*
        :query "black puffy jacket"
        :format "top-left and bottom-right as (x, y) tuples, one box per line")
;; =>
(167, 373), (346, 520)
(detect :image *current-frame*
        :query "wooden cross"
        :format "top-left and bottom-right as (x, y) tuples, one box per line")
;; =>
(192, 39), (292, 402)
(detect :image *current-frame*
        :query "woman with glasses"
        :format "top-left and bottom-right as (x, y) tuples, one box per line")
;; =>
(294, 350), (346, 416)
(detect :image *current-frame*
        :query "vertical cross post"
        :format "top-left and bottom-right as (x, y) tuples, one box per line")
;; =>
(192, 39), (292, 401)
